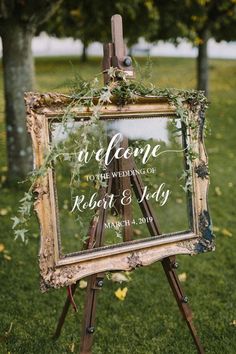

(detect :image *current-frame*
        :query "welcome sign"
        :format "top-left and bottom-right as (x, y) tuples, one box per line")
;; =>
(25, 93), (214, 290)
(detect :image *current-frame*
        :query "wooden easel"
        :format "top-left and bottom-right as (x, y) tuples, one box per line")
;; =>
(53, 15), (205, 354)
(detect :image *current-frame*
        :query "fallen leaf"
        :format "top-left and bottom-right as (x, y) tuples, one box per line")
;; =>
(94, 182), (100, 190)
(221, 228), (232, 237)
(111, 272), (130, 283)
(83, 175), (91, 181)
(179, 272), (187, 282)
(0, 322), (13, 341)
(228, 182), (233, 188)
(230, 320), (236, 326)
(176, 198), (183, 204)
(0, 243), (5, 252)
(1, 175), (6, 183)
(4, 254), (11, 261)
(215, 186), (222, 196)
(213, 226), (220, 232)
(80, 182), (89, 188)
(124, 271), (132, 277)
(107, 215), (118, 223)
(0, 208), (8, 216)
(79, 280), (87, 289)
(63, 203), (68, 210)
(70, 342), (75, 352)
(133, 229), (142, 236)
(115, 287), (128, 301)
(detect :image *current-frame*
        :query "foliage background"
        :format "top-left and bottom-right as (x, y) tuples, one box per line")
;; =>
(0, 56), (236, 353)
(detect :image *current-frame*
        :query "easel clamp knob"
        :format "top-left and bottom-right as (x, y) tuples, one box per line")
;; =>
(123, 56), (132, 67)
(87, 326), (95, 334)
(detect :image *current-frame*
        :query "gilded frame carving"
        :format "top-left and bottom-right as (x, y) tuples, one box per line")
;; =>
(25, 92), (214, 291)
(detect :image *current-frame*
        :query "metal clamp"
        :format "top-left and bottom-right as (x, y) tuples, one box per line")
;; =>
(87, 326), (95, 334)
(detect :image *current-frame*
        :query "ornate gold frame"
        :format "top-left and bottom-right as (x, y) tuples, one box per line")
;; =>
(25, 92), (214, 291)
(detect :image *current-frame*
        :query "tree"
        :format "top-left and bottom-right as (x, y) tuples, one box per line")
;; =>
(151, 0), (236, 96)
(42, 0), (116, 62)
(0, 0), (62, 183)
(43, 0), (158, 62)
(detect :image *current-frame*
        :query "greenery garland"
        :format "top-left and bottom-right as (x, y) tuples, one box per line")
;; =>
(11, 67), (208, 243)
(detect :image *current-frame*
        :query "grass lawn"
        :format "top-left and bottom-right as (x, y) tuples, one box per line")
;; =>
(0, 56), (236, 354)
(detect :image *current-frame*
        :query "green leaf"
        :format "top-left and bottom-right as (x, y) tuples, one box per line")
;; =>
(99, 88), (112, 104)
(14, 229), (28, 243)
(19, 192), (32, 203)
(11, 216), (21, 229)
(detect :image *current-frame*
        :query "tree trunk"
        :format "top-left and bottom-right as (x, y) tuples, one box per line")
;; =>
(1, 23), (35, 183)
(81, 42), (88, 62)
(197, 30), (209, 97)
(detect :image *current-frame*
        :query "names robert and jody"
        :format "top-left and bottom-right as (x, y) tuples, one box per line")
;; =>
(71, 183), (170, 212)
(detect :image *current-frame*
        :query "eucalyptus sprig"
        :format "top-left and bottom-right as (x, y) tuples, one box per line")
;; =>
(12, 69), (208, 243)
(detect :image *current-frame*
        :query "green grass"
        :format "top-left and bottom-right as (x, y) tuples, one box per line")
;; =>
(0, 56), (236, 353)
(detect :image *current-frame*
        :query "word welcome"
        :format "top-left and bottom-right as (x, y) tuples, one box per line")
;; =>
(77, 133), (162, 166)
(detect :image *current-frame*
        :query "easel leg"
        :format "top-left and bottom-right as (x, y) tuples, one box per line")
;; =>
(162, 256), (205, 354)
(79, 274), (104, 354)
(53, 283), (77, 339)
(130, 160), (205, 353)
(53, 160), (113, 351)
